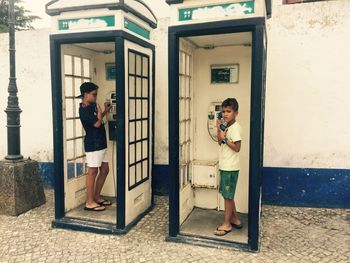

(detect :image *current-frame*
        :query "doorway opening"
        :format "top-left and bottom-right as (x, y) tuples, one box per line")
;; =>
(61, 42), (117, 224)
(178, 32), (252, 244)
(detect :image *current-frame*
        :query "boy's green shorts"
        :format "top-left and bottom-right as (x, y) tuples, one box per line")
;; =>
(219, 170), (239, 200)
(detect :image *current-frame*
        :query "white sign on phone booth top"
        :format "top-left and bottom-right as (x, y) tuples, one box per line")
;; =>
(169, 0), (268, 26)
(45, 0), (156, 42)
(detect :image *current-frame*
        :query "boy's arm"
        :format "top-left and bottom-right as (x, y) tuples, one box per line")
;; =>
(93, 103), (112, 128)
(225, 125), (242, 152)
(226, 140), (241, 152)
(93, 105), (104, 128)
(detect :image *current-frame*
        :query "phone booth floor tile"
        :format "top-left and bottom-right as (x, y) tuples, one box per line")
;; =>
(65, 196), (116, 224)
(180, 208), (248, 244)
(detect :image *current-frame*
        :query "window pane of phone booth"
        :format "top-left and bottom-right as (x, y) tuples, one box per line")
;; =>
(75, 138), (84, 158)
(136, 100), (142, 119)
(74, 57), (82, 76)
(185, 77), (191, 98)
(136, 142), (142, 162)
(130, 144), (135, 164)
(83, 59), (90, 78)
(65, 99), (74, 119)
(142, 79), (148, 97)
(129, 52), (135, 74)
(129, 100), (135, 120)
(64, 55), (73, 75)
(142, 57), (148, 77)
(67, 160), (75, 180)
(129, 165), (136, 187)
(129, 77), (135, 97)
(66, 119), (74, 139)
(142, 100), (148, 118)
(136, 163), (142, 182)
(136, 78), (142, 97)
(74, 78), (82, 97)
(142, 161), (148, 180)
(129, 122), (135, 142)
(66, 140), (74, 161)
(76, 120), (83, 137)
(136, 55), (142, 76)
(135, 122), (141, 140)
(64, 77), (73, 97)
(75, 100), (81, 118)
(75, 157), (85, 178)
(142, 140), (148, 159)
(142, 120), (148, 139)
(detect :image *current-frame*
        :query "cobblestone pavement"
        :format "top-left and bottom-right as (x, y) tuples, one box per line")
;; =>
(0, 189), (349, 263)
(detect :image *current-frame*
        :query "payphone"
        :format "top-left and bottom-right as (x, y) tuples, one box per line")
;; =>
(106, 91), (117, 141)
(207, 102), (227, 142)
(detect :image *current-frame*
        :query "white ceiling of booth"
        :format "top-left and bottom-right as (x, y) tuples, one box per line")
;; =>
(46, 0), (157, 25)
(71, 42), (116, 53)
(186, 32), (252, 48)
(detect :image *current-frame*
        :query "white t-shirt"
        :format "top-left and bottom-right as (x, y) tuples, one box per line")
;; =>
(219, 121), (242, 171)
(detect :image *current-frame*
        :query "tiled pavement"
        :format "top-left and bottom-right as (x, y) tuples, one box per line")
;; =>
(0, 189), (349, 263)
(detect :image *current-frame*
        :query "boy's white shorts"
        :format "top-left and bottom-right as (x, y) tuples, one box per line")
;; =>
(86, 148), (108, 168)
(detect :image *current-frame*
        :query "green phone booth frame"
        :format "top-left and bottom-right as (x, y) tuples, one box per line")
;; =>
(166, 0), (270, 251)
(47, 0), (157, 234)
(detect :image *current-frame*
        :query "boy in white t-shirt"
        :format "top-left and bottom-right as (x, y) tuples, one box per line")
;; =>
(214, 98), (243, 236)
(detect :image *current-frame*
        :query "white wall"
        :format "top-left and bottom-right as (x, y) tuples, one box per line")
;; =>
(0, 29), (52, 161)
(264, 0), (350, 169)
(1, 0), (350, 173)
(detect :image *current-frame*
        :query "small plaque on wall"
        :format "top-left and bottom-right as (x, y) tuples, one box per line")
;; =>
(106, 63), (116, 80)
(211, 64), (239, 84)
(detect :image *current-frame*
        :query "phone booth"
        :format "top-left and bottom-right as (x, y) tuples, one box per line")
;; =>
(47, 0), (156, 234)
(167, 0), (270, 251)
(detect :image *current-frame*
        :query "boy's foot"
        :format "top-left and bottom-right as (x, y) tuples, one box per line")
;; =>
(230, 219), (243, 229)
(84, 205), (105, 212)
(85, 202), (106, 211)
(96, 199), (112, 206)
(214, 226), (232, 236)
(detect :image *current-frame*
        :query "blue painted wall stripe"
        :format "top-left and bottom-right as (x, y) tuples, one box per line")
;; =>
(38, 162), (350, 208)
(262, 167), (350, 208)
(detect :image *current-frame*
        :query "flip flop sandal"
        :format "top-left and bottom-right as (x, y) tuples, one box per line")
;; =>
(214, 227), (232, 236)
(231, 222), (243, 229)
(84, 205), (106, 212)
(97, 200), (112, 206)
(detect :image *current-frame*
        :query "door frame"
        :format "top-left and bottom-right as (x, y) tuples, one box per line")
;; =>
(50, 30), (155, 234)
(167, 18), (267, 251)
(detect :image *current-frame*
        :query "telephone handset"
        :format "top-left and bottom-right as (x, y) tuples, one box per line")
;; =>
(106, 92), (117, 141)
(207, 102), (227, 142)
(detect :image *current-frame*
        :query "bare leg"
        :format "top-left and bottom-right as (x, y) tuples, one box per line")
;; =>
(94, 162), (109, 202)
(217, 198), (233, 230)
(86, 167), (103, 209)
(231, 200), (241, 225)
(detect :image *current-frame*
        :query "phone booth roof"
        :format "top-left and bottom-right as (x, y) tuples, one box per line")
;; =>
(165, 0), (271, 26)
(45, 0), (157, 37)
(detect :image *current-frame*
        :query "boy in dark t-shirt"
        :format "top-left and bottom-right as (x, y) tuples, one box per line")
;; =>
(77, 82), (112, 211)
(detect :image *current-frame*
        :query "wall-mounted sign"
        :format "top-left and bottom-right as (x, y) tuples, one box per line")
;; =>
(179, 1), (255, 22)
(124, 18), (150, 40)
(59, 16), (115, 31)
(211, 64), (239, 84)
(106, 63), (116, 81)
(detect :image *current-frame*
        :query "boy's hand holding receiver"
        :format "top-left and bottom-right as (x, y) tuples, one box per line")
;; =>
(217, 119), (226, 142)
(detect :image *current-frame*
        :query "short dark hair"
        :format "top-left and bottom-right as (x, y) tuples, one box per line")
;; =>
(222, 98), (239, 112)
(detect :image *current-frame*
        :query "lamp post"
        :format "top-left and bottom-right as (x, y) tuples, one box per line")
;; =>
(0, 0), (45, 216)
(5, 0), (23, 161)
